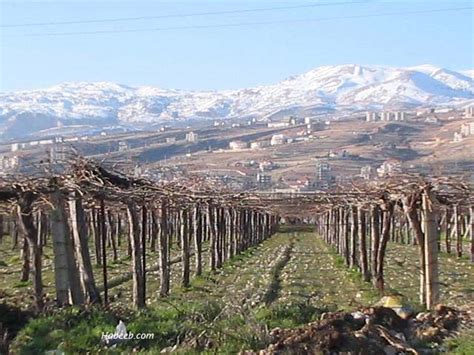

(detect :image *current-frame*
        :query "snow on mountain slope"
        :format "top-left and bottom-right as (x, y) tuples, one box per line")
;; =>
(461, 70), (474, 79)
(409, 65), (474, 92)
(0, 64), (472, 139)
(338, 69), (472, 109)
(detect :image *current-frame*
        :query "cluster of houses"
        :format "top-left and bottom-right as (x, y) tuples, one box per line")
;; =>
(366, 111), (406, 122)
(10, 135), (86, 153)
(267, 116), (324, 134)
(1, 129), (202, 174)
(117, 131), (199, 153)
(228, 134), (293, 151)
(453, 113), (474, 143)
(0, 136), (81, 174)
(268, 161), (334, 193)
(244, 157), (404, 192)
(213, 118), (258, 127)
(365, 107), (474, 124)
(0, 144), (74, 174)
(360, 159), (403, 180)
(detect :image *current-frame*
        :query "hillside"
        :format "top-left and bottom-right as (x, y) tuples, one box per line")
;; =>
(0, 64), (473, 139)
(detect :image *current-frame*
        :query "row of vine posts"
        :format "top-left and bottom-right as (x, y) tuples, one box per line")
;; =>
(311, 179), (473, 310)
(0, 161), (472, 313)
(255, 174), (472, 310)
(0, 159), (278, 312)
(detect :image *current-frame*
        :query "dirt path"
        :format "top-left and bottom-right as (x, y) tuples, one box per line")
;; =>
(274, 232), (377, 310)
(148, 233), (293, 308)
(262, 236), (295, 305)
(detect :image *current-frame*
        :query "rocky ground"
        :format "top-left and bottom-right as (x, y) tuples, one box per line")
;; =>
(244, 304), (473, 354)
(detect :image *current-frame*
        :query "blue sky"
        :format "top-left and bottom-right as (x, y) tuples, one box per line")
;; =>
(0, 0), (472, 92)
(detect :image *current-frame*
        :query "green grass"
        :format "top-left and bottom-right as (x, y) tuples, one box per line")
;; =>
(4, 229), (474, 354)
(11, 306), (117, 354)
(445, 329), (474, 355)
(11, 298), (332, 354)
(383, 243), (474, 308)
(7, 233), (344, 353)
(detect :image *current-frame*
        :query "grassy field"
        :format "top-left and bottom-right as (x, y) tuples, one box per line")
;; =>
(2, 228), (473, 353)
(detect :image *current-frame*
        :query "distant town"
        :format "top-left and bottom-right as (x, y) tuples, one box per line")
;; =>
(1, 105), (473, 193)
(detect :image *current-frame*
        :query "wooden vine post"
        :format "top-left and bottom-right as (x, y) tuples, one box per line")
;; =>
(17, 192), (43, 312)
(374, 199), (394, 293)
(127, 202), (145, 308)
(422, 188), (439, 310)
(158, 200), (170, 296)
(180, 208), (190, 287)
(193, 204), (203, 276)
(370, 204), (381, 289)
(358, 206), (370, 282)
(50, 190), (83, 306)
(471, 206), (474, 263)
(100, 199), (108, 305)
(69, 191), (101, 304)
(403, 193), (426, 306)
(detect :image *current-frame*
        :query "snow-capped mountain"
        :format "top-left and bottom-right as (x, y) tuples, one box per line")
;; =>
(0, 64), (472, 139)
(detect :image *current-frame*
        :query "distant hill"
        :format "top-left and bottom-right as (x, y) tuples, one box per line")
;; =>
(0, 64), (473, 139)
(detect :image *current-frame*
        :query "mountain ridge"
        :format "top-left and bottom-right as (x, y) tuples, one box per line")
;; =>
(1, 64), (473, 139)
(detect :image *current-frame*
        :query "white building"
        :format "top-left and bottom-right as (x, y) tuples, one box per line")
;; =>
(0, 155), (19, 172)
(270, 134), (286, 146)
(366, 112), (378, 122)
(118, 141), (129, 152)
(11, 143), (19, 152)
(425, 116), (439, 124)
(64, 136), (80, 142)
(315, 161), (333, 189)
(166, 137), (176, 144)
(289, 117), (299, 125)
(460, 122), (474, 136)
(49, 145), (71, 162)
(377, 160), (402, 178)
(229, 141), (248, 150)
(259, 161), (274, 172)
(360, 165), (373, 180)
(453, 132), (464, 143)
(134, 164), (142, 178)
(394, 111), (405, 121)
(250, 140), (271, 149)
(464, 106), (474, 118)
(39, 139), (54, 145)
(267, 122), (290, 128)
(256, 173), (272, 186)
(380, 112), (391, 121)
(185, 131), (199, 143)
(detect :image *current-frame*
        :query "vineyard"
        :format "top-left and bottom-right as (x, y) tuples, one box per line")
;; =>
(0, 159), (473, 354)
